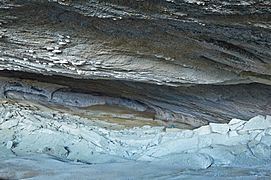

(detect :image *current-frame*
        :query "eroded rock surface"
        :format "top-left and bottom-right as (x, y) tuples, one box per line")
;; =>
(0, 0), (271, 85)
(0, 73), (270, 128)
(0, 1), (271, 178)
(1, 101), (271, 177)
(0, 0), (270, 127)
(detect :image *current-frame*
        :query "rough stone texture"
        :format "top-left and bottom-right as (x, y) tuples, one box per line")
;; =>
(1, 155), (271, 179)
(1, 101), (271, 169)
(0, 74), (270, 128)
(0, 0), (271, 85)
(0, 0), (270, 127)
(1, 1), (271, 178)
(209, 123), (229, 134)
(243, 115), (271, 131)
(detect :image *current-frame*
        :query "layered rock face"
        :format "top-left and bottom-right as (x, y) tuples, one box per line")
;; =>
(0, 0), (271, 179)
(0, 0), (271, 127)
(1, 0), (271, 84)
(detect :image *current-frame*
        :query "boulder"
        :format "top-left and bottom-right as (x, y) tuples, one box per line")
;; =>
(209, 123), (229, 134)
(243, 115), (271, 131)
(198, 146), (235, 165)
(193, 125), (211, 135)
(229, 119), (246, 131)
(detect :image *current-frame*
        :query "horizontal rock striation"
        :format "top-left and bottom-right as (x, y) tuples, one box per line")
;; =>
(0, 0), (271, 86)
(0, 0), (270, 126)
(0, 71), (270, 128)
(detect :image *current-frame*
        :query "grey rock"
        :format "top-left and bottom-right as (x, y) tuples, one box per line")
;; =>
(52, 50), (62, 54)
(46, 47), (54, 51)
(0, 0), (270, 127)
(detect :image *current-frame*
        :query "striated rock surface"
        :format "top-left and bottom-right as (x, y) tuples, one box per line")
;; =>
(0, 1), (271, 178)
(0, 0), (271, 85)
(0, 0), (270, 126)
(0, 73), (270, 128)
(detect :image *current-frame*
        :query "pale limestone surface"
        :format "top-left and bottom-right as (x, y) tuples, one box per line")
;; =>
(0, 101), (271, 172)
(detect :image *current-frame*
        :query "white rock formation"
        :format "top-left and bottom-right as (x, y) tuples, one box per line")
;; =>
(242, 115), (271, 131)
(0, 101), (271, 172)
(209, 123), (229, 134)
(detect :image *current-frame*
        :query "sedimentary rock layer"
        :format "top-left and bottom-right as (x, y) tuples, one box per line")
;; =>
(0, 1), (271, 178)
(0, 72), (270, 128)
(0, 0), (270, 126)
(0, 0), (271, 86)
